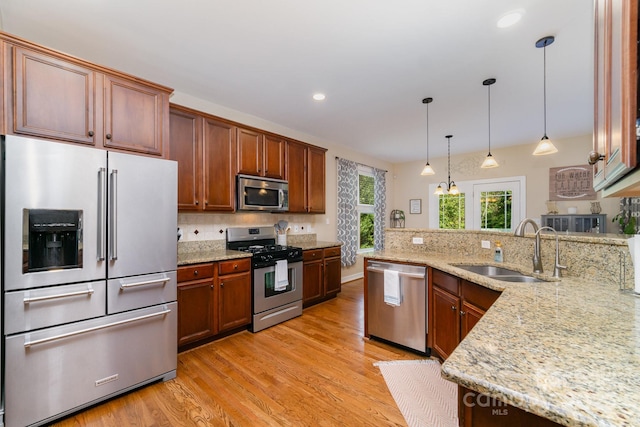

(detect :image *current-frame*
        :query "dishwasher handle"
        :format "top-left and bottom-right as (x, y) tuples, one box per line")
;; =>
(366, 266), (426, 279)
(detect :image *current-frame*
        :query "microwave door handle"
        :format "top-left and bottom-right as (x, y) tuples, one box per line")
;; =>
(109, 169), (118, 261)
(97, 167), (106, 261)
(279, 189), (284, 208)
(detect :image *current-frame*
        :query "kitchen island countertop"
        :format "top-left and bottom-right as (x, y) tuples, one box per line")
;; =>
(366, 250), (640, 427)
(294, 240), (342, 251)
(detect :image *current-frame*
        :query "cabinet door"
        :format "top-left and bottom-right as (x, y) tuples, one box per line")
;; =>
(592, 0), (638, 191)
(307, 146), (326, 213)
(177, 280), (215, 346)
(169, 106), (202, 210)
(218, 272), (251, 332)
(263, 134), (285, 179)
(236, 127), (263, 176)
(432, 286), (461, 360)
(13, 46), (96, 145)
(324, 255), (342, 297)
(287, 141), (307, 213)
(461, 301), (485, 340)
(103, 74), (166, 156)
(303, 260), (323, 306)
(203, 117), (236, 211)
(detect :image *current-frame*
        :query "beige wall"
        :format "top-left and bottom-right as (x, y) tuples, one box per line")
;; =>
(390, 134), (620, 230)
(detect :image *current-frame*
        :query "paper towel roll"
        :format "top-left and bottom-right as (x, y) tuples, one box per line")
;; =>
(628, 235), (640, 293)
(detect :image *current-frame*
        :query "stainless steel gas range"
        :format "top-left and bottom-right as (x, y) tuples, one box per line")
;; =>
(226, 227), (303, 332)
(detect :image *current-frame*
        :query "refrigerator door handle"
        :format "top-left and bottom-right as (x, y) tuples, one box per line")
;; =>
(109, 169), (118, 261)
(98, 167), (106, 261)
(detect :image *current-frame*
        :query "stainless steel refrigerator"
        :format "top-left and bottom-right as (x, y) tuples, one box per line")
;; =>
(1, 135), (178, 427)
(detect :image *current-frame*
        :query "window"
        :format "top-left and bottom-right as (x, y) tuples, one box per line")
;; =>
(358, 169), (374, 251)
(429, 176), (525, 230)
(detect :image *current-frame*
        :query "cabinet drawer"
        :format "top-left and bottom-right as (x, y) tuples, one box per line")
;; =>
(107, 271), (177, 315)
(461, 280), (501, 311)
(432, 269), (459, 295)
(218, 258), (251, 275)
(304, 249), (323, 261)
(324, 246), (341, 258)
(177, 264), (214, 282)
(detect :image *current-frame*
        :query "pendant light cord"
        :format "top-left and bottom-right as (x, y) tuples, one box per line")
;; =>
(487, 84), (491, 153)
(426, 103), (430, 161)
(543, 41), (547, 136)
(447, 136), (452, 189)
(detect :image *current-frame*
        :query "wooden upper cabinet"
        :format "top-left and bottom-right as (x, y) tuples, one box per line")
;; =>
(103, 74), (166, 156)
(12, 46), (96, 145)
(169, 106), (202, 210)
(592, 0), (639, 191)
(4, 34), (172, 157)
(237, 128), (285, 179)
(307, 146), (326, 213)
(287, 140), (308, 213)
(263, 134), (285, 179)
(203, 117), (236, 211)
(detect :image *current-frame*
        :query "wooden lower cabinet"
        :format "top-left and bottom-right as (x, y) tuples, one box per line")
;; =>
(302, 246), (341, 307)
(177, 258), (251, 350)
(432, 285), (461, 359)
(459, 386), (561, 427)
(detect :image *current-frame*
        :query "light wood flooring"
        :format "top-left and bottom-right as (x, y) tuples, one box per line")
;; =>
(52, 279), (426, 426)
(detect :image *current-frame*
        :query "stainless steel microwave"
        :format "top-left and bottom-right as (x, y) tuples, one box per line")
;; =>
(237, 174), (289, 212)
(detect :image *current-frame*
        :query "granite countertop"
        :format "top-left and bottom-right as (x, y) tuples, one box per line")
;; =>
(295, 240), (342, 251)
(177, 250), (251, 266)
(366, 250), (640, 427)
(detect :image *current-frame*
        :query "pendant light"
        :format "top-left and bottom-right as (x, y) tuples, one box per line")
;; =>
(533, 35), (558, 155)
(420, 97), (435, 175)
(481, 78), (499, 168)
(434, 135), (459, 195)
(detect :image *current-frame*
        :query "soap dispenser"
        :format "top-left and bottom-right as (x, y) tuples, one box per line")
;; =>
(494, 241), (504, 262)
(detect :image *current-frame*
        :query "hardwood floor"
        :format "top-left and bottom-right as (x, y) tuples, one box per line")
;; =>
(52, 280), (427, 426)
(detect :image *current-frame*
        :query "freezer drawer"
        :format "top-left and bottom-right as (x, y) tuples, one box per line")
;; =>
(107, 271), (176, 314)
(4, 302), (177, 427)
(4, 281), (106, 335)
(367, 261), (427, 352)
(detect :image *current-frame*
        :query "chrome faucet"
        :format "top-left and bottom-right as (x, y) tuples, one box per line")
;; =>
(535, 226), (567, 279)
(514, 218), (542, 273)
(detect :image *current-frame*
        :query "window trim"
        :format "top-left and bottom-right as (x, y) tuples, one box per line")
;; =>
(428, 176), (526, 230)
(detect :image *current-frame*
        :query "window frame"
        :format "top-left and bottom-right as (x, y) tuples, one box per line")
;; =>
(428, 176), (526, 230)
(357, 166), (375, 253)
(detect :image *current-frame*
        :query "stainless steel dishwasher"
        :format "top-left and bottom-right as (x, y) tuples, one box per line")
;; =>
(367, 260), (427, 353)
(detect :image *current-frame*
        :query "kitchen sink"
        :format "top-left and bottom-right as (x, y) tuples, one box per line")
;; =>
(454, 264), (547, 283)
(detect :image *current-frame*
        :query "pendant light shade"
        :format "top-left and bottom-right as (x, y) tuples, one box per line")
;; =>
(420, 97), (435, 175)
(533, 35), (558, 156)
(434, 135), (459, 195)
(481, 78), (499, 168)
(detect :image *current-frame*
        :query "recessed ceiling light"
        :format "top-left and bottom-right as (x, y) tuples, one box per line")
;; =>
(497, 9), (524, 28)
(313, 93), (326, 101)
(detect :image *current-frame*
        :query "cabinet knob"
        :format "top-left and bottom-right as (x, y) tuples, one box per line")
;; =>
(88, 130), (94, 137)
(205, 200), (209, 205)
(195, 200), (199, 205)
(451, 305), (457, 311)
(193, 270), (198, 276)
(460, 310), (466, 316)
(220, 282), (224, 287)
(588, 150), (605, 165)
(106, 133), (112, 140)
(233, 264), (238, 269)
(210, 285), (213, 289)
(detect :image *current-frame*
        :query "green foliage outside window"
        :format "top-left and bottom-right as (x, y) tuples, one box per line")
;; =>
(480, 191), (512, 230)
(359, 174), (374, 204)
(359, 174), (375, 249)
(439, 194), (465, 229)
(360, 213), (374, 248)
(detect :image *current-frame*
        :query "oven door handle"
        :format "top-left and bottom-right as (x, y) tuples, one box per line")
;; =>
(97, 167), (106, 261)
(109, 169), (118, 261)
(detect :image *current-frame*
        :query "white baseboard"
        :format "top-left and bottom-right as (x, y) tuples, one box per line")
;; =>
(341, 272), (364, 284)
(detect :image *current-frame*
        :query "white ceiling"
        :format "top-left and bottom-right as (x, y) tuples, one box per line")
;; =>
(0, 0), (594, 163)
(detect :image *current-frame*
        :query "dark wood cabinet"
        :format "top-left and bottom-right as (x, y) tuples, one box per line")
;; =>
(217, 258), (252, 332)
(169, 104), (236, 212)
(459, 386), (561, 427)
(286, 141), (326, 213)
(430, 270), (500, 360)
(177, 264), (216, 347)
(6, 37), (171, 157)
(592, 0), (639, 194)
(236, 128), (285, 180)
(303, 247), (341, 307)
(177, 258), (251, 350)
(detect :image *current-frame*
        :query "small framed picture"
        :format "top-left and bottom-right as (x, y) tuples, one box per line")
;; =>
(410, 199), (422, 214)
